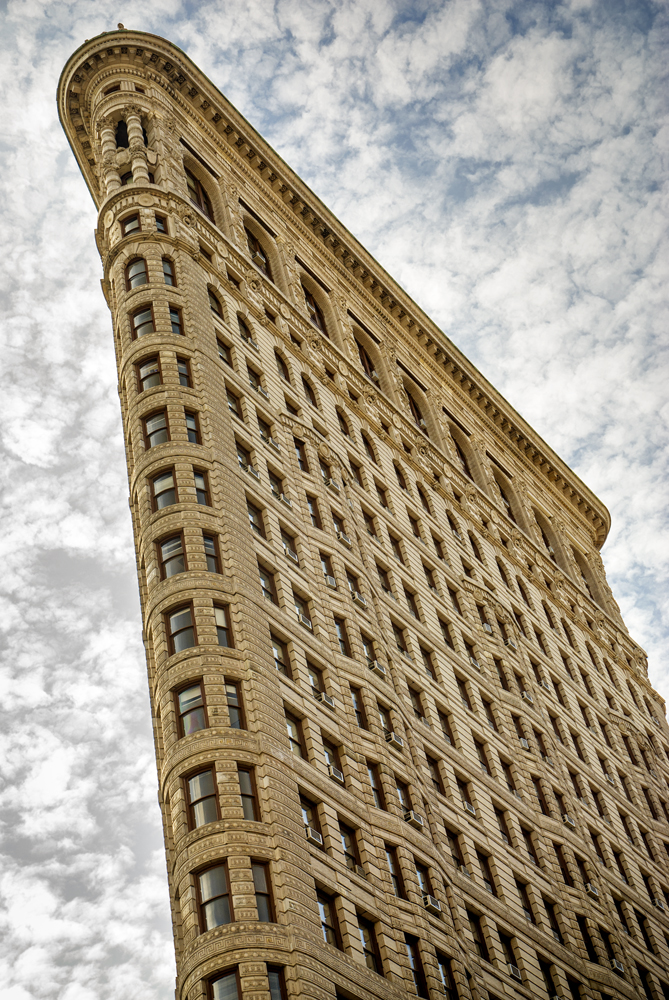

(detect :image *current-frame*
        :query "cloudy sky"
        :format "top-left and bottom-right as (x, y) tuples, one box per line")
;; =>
(0, 0), (667, 996)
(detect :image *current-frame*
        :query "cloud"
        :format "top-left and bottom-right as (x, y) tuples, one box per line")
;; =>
(0, 0), (666, 995)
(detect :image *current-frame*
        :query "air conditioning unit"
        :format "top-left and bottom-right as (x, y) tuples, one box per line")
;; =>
(521, 691), (534, 705)
(268, 438), (280, 451)
(297, 613), (313, 630)
(482, 622), (493, 634)
(305, 826), (323, 846)
(541, 679), (551, 691)
(504, 637), (517, 650)
(651, 716), (660, 727)
(279, 493), (292, 506)
(328, 764), (345, 784)
(336, 530), (352, 548)
(355, 864), (366, 878)
(519, 738), (531, 750)
(653, 898), (666, 911)
(316, 692), (336, 710)
(508, 964), (522, 982)
(463, 801), (476, 817)
(258, 386), (269, 399)
(649, 768), (658, 778)
(352, 591), (367, 608)
(324, 477), (340, 492)
(404, 810), (424, 829)
(470, 656), (481, 670)
(562, 814), (576, 828)
(285, 548), (299, 563)
(386, 731), (404, 750)
(584, 883), (599, 899)
(324, 574), (337, 589)
(611, 960), (624, 974)
(423, 895), (442, 916)
(368, 659), (386, 677)
(251, 251), (265, 266)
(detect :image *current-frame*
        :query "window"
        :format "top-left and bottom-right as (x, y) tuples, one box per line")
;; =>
(275, 351), (290, 382)
(516, 879), (534, 921)
(258, 565), (277, 603)
(186, 768), (218, 828)
(137, 356), (161, 392)
(267, 968), (285, 1000)
(132, 305), (154, 339)
(158, 534), (185, 578)
(522, 828), (538, 866)
(245, 227), (271, 278)
(166, 604), (195, 653)
(121, 214), (140, 236)
(437, 955), (457, 1000)
(238, 767), (258, 820)
(340, 822), (360, 871)
(376, 483), (389, 508)
(408, 513), (421, 539)
(185, 167), (214, 221)
(362, 433), (376, 463)
(303, 286), (327, 335)
(336, 409), (350, 436)
(301, 795), (321, 839)
(169, 306), (183, 336)
(361, 634), (377, 664)
(306, 495), (321, 528)
(553, 843), (573, 885)
(194, 469), (210, 505)
(285, 711), (304, 757)
(405, 589), (419, 618)
(209, 289), (223, 318)
(294, 438), (309, 472)
(406, 390), (427, 432)
(421, 647), (435, 678)
(364, 510), (378, 538)
(543, 898), (563, 942)
(271, 635), (291, 677)
(467, 911), (489, 961)
(439, 619), (454, 649)
(405, 935), (428, 997)
(125, 257), (148, 290)
(215, 606), (232, 647)
(152, 469), (176, 509)
(350, 686), (367, 728)
(368, 762), (386, 809)
(226, 388), (241, 417)
(176, 357), (191, 387)
(334, 618), (351, 656)
(474, 741), (490, 776)
(204, 535), (220, 573)
(176, 682), (207, 737)
(302, 376), (318, 408)
(386, 845), (405, 897)
(225, 681), (244, 728)
(185, 411), (200, 443)
(198, 862), (232, 930)
(252, 862), (273, 921)
(209, 970), (240, 1000)
(358, 914), (382, 973)
(247, 500), (265, 537)
(317, 891), (341, 947)
(576, 915), (599, 962)
(498, 930), (518, 969)
(357, 339), (378, 382)
(426, 756), (444, 794)
(448, 587), (462, 615)
(494, 806), (511, 844)
(161, 257), (176, 286)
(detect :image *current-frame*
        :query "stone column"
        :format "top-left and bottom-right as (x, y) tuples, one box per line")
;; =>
(125, 105), (151, 185)
(98, 117), (122, 195)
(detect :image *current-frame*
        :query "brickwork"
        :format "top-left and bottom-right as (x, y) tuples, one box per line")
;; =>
(58, 28), (669, 1000)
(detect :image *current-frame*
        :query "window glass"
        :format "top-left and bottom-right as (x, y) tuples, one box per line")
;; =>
(215, 606), (232, 646)
(204, 535), (219, 572)
(177, 358), (190, 386)
(211, 971), (239, 1000)
(225, 681), (243, 727)
(199, 863), (231, 929)
(153, 470), (175, 509)
(162, 258), (176, 285)
(194, 470), (209, 504)
(177, 683), (206, 736)
(168, 605), (194, 652)
(160, 535), (185, 578)
(121, 214), (140, 235)
(133, 306), (154, 338)
(145, 411), (168, 448)
(187, 769), (217, 827)
(126, 258), (148, 288)
(169, 307), (182, 335)
(138, 357), (160, 391)
(252, 862), (272, 921)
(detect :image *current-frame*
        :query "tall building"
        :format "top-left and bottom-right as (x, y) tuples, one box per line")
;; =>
(57, 28), (669, 1000)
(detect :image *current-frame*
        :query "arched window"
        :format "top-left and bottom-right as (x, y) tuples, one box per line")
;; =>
(302, 377), (318, 408)
(185, 168), (214, 222)
(405, 389), (428, 434)
(451, 435), (473, 480)
(162, 258), (176, 286)
(275, 351), (290, 383)
(572, 548), (596, 602)
(115, 120), (129, 148)
(120, 171), (133, 186)
(361, 433), (376, 464)
(209, 290), (223, 317)
(245, 227), (271, 279)
(131, 305), (154, 339)
(356, 339), (379, 383)
(493, 476), (517, 525)
(125, 258), (148, 290)
(302, 286), (328, 337)
(337, 410), (350, 436)
(416, 485), (430, 514)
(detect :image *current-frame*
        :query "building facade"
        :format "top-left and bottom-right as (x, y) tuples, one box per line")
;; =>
(57, 28), (669, 1000)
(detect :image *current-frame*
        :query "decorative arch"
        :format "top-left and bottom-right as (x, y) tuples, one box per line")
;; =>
(182, 159), (218, 225)
(297, 272), (336, 342)
(491, 470), (525, 529)
(241, 214), (282, 287)
(352, 326), (382, 389)
(572, 547), (603, 606)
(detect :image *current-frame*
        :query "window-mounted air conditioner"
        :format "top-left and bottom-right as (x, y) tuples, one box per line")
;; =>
(328, 764), (345, 784)
(297, 613), (313, 630)
(368, 659), (386, 677)
(316, 692), (336, 710)
(336, 530), (352, 548)
(562, 814), (576, 828)
(324, 574), (337, 589)
(508, 964), (522, 982)
(352, 591), (367, 609)
(386, 731), (404, 751)
(423, 895), (442, 916)
(519, 738), (531, 751)
(305, 826), (323, 846)
(404, 810), (424, 829)
(584, 883), (599, 899)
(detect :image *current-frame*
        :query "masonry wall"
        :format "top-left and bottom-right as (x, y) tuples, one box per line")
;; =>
(58, 29), (669, 1000)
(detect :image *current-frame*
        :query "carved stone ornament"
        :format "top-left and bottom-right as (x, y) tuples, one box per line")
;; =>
(392, 413), (402, 428)
(362, 387), (376, 406)
(338, 360), (347, 375)
(104, 210), (114, 228)
(307, 333), (321, 351)
(216, 241), (228, 258)
(279, 302), (290, 318)
(97, 115), (116, 132)
(124, 103), (144, 119)
(179, 208), (195, 227)
(494, 603), (511, 623)
(464, 484), (477, 504)
(137, 193), (153, 207)
(317, 442), (331, 460)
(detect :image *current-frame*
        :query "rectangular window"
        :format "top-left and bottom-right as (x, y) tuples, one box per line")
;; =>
(467, 911), (489, 962)
(169, 305), (183, 335)
(176, 681), (207, 737)
(166, 604), (195, 653)
(198, 861), (232, 929)
(131, 304), (155, 339)
(386, 844), (405, 897)
(307, 494), (321, 528)
(258, 564), (277, 603)
(247, 500), (265, 536)
(144, 410), (169, 448)
(215, 605), (232, 647)
(334, 617), (351, 656)
(437, 955), (457, 1000)
(267, 967), (286, 1000)
(194, 469), (210, 505)
(405, 935), (428, 998)
(317, 891), (341, 948)
(252, 862), (273, 922)
(217, 338), (233, 366)
(294, 438), (309, 472)
(271, 634), (291, 677)
(238, 766), (258, 820)
(225, 681), (244, 728)
(358, 914), (382, 973)
(157, 533), (185, 579)
(340, 822), (360, 870)
(186, 768), (218, 829)
(350, 686), (368, 728)
(137, 355), (161, 391)
(152, 469), (176, 510)
(439, 618), (454, 649)
(177, 356), (191, 386)
(185, 410), (200, 443)
(122, 213), (140, 235)
(204, 534), (220, 573)
(227, 387), (242, 417)
(368, 761), (386, 809)
(477, 852), (496, 895)
(285, 711), (305, 757)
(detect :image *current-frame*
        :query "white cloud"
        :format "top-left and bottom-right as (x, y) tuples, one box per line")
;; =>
(0, 0), (666, 995)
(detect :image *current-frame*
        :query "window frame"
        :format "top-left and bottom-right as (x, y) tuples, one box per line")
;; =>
(156, 531), (186, 580)
(194, 468), (210, 505)
(174, 679), (208, 738)
(131, 303), (155, 340)
(185, 409), (201, 444)
(136, 355), (162, 393)
(143, 409), (169, 449)
(125, 256), (148, 291)
(251, 860), (274, 922)
(185, 167), (215, 222)
(121, 213), (141, 236)
(197, 859), (233, 932)
(151, 468), (177, 510)
(184, 764), (220, 831)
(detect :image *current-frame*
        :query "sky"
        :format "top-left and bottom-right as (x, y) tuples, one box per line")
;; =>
(0, 0), (667, 996)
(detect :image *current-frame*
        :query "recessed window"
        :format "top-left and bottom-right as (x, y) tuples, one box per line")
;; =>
(245, 227), (272, 278)
(226, 388), (242, 418)
(357, 340), (379, 382)
(271, 634), (291, 677)
(198, 862), (232, 929)
(143, 410), (168, 448)
(155, 214), (167, 233)
(285, 711), (305, 757)
(131, 305), (154, 339)
(137, 356), (161, 392)
(185, 411), (200, 443)
(358, 914), (382, 973)
(103, 84), (120, 95)
(204, 535), (220, 573)
(152, 469), (176, 510)
(294, 438), (309, 472)
(317, 891), (341, 947)
(162, 257), (176, 286)
(215, 605), (232, 646)
(186, 767), (218, 828)
(121, 214), (140, 236)
(176, 682), (207, 736)
(303, 286), (328, 336)
(185, 168), (214, 221)
(169, 306), (183, 336)
(259, 564), (277, 604)
(177, 357), (191, 387)
(217, 338), (232, 366)
(125, 257), (148, 289)
(238, 766), (259, 820)
(166, 604), (195, 653)
(275, 351), (290, 383)
(210, 970), (239, 1000)
(225, 680), (244, 728)
(194, 469), (210, 505)
(302, 376), (318, 408)
(158, 534), (185, 578)
(209, 290), (223, 317)
(120, 171), (133, 186)
(236, 437), (251, 467)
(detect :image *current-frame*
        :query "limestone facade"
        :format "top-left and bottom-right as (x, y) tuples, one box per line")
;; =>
(58, 28), (669, 1000)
